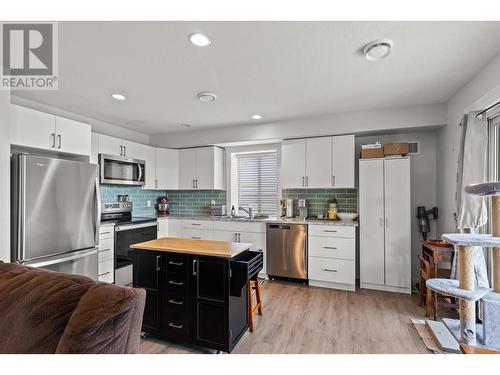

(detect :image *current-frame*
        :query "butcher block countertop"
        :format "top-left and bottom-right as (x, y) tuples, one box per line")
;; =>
(130, 237), (252, 258)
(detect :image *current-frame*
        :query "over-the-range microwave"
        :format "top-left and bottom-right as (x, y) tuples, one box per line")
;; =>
(99, 154), (146, 186)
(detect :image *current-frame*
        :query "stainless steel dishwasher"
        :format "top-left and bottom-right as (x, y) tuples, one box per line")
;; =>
(266, 223), (307, 281)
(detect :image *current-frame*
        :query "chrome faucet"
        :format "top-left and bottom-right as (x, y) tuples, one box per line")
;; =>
(238, 206), (253, 219)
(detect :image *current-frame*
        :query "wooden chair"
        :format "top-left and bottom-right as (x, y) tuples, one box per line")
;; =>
(248, 277), (263, 332)
(460, 343), (500, 354)
(418, 255), (434, 318)
(419, 255), (458, 320)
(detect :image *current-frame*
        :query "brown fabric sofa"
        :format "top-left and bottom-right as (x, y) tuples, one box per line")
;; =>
(0, 262), (145, 354)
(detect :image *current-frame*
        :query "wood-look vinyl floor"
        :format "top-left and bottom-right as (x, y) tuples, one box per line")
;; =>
(139, 280), (431, 354)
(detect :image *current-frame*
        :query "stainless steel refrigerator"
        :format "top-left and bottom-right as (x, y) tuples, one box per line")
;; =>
(11, 154), (100, 279)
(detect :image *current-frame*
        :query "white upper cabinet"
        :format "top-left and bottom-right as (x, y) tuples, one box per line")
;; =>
(178, 146), (224, 190)
(98, 134), (124, 156)
(281, 139), (306, 188)
(156, 148), (179, 190)
(10, 105), (91, 156)
(281, 135), (355, 189)
(55, 116), (91, 156)
(332, 135), (355, 188)
(179, 148), (197, 189)
(138, 143), (156, 189)
(306, 137), (331, 188)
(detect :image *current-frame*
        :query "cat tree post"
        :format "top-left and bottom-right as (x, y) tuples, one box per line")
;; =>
(458, 245), (476, 345)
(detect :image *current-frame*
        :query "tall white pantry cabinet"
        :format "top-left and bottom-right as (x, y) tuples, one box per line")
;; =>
(359, 157), (411, 294)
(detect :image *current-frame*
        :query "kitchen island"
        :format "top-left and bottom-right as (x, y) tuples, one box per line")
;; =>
(130, 237), (262, 353)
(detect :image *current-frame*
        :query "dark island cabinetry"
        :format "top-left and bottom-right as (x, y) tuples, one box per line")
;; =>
(131, 249), (260, 353)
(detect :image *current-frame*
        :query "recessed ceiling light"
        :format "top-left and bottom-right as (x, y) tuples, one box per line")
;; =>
(252, 114), (262, 120)
(180, 123), (192, 127)
(111, 93), (126, 101)
(197, 92), (217, 102)
(363, 39), (393, 61)
(189, 33), (211, 47)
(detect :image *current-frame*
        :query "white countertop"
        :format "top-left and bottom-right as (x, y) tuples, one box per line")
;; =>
(155, 214), (358, 227)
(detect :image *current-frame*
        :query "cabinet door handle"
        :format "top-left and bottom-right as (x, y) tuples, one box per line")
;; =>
(57, 134), (62, 149)
(306, 176), (309, 187)
(120, 145), (123, 156)
(237, 233), (241, 242)
(155, 179), (158, 188)
(302, 176), (305, 187)
(123, 146), (126, 156)
(155, 255), (161, 271)
(332, 175), (335, 186)
(323, 246), (337, 250)
(386, 218), (389, 227)
(168, 299), (184, 305)
(192, 259), (197, 276)
(168, 280), (184, 286)
(323, 268), (338, 273)
(195, 179), (198, 188)
(192, 179), (195, 189)
(168, 261), (184, 266)
(168, 322), (184, 329)
(51, 133), (56, 148)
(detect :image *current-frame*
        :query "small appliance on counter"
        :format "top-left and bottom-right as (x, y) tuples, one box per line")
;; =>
(327, 199), (338, 220)
(297, 198), (308, 219)
(280, 198), (294, 218)
(157, 196), (169, 216)
(210, 204), (227, 217)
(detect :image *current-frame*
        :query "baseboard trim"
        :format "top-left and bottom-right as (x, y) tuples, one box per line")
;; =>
(309, 279), (355, 292)
(360, 282), (411, 295)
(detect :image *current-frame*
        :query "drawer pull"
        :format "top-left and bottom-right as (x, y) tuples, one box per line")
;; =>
(323, 230), (337, 233)
(169, 280), (184, 286)
(168, 299), (184, 305)
(191, 237), (201, 240)
(191, 223), (201, 226)
(99, 271), (111, 276)
(100, 231), (111, 235)
(168, 261), (184, 266)
(323, 268), (338, 273)
(323, 246), (337, 250)
(168, 322), (184, 329)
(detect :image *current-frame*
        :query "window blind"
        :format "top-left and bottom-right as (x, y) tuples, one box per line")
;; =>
(236, 151), (278, 216)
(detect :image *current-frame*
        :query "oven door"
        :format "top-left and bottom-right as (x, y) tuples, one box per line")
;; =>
(114, 222), (158, 269)
(99, 154), (145, 186)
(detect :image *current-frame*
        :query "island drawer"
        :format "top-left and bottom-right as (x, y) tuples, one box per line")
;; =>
(167, 254), (188, 273)
(165, 309), (188, 340)
(166, 291), (187, 312)
(166, 273), (187, 294)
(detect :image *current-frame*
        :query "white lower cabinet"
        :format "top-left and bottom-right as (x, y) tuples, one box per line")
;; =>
(98, 225), (115, 283)
(308, 224), (356, 291)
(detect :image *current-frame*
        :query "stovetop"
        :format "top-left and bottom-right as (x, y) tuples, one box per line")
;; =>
(101, 215), (157, 226)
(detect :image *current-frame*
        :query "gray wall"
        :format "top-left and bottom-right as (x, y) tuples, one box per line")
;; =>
(356, 130), (438, 285)
(0, 90), (10, 262)
(437, 51), (500, 235)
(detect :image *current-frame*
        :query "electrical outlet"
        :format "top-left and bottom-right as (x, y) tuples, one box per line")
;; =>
(146, 200), (152, 207)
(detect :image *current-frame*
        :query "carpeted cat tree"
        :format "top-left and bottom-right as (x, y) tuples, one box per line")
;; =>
(427, 182), (500, 351)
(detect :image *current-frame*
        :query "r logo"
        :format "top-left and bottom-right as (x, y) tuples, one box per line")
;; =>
(2, 23), (53, 76)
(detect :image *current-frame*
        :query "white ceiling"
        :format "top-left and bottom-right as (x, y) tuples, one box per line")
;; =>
(13, 21), (500, 135)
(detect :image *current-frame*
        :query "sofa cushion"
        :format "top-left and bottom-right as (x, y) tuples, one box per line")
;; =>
(0, 262), (95, 353)
(56, 282), (146, 354)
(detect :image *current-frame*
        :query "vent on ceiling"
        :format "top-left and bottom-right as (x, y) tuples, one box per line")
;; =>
(408, 141), (420, 154)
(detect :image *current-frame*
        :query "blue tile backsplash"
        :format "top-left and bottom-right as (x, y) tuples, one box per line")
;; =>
(99, 186), (166, 217)
(282, 188), (358, 217)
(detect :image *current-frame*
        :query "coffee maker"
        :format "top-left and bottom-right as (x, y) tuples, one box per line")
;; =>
(280, 199), (294, 218)
(157, 196), (169, 216)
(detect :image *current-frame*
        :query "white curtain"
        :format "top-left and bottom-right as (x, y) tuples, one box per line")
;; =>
(456, 111), (488, 230)
(453, 111), (489, 287)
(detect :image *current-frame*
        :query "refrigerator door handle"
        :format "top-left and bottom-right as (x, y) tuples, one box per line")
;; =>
(26, 248), (98, 268)
(18, 154), (27, 262)
(95, 178), (101, 246)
